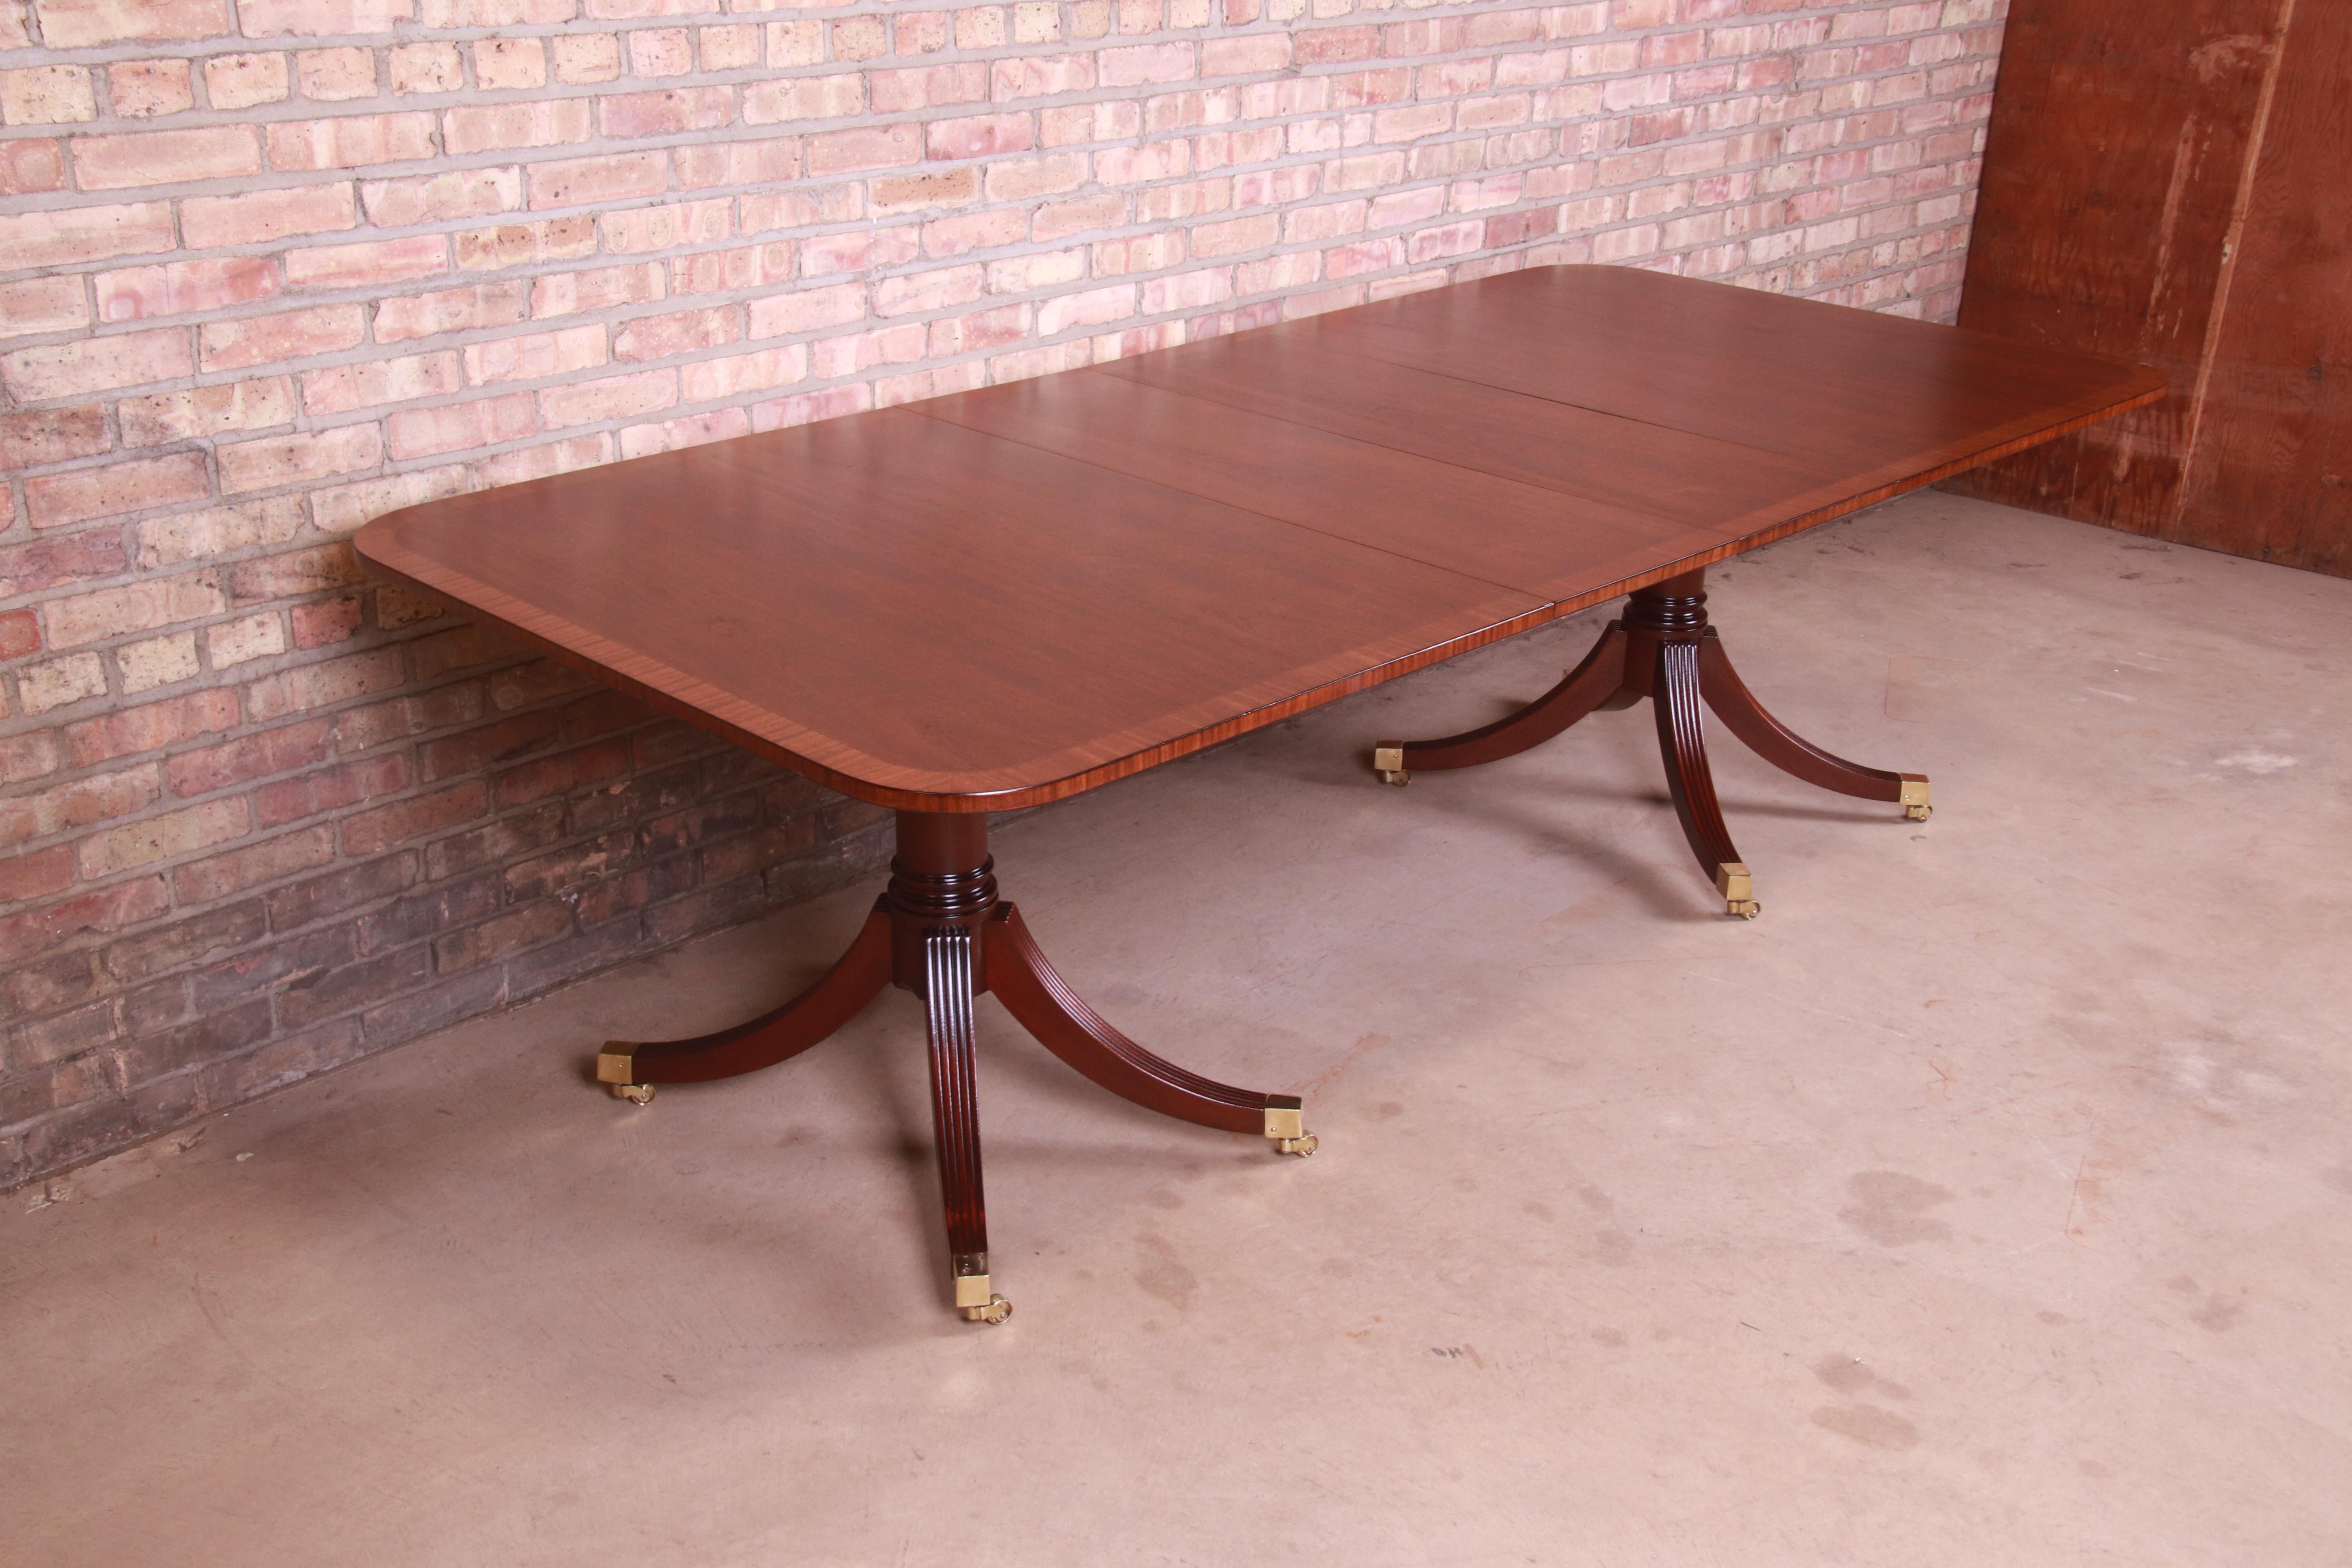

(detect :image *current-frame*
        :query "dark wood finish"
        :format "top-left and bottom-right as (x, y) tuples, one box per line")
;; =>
(1697, 632), (1913, 803)
(1387, 569), (1923, 913)
(365, 267), (2158, 1315)
(985, 903), (1267, 1136)
(604, 810), (1292, 1314)
(618, 904), (889, 1083)
(359, 266), (2161, 815)
(1949, 0), (2351, 578)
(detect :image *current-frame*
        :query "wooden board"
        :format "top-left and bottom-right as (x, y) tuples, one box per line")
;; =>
(1947, 0), (2351, 578)
(358, 265), (2162, 812)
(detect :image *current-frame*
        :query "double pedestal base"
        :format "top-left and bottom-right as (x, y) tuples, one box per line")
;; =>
(1375, 568), (1928, 916)
(596, 811), (1314, 1323)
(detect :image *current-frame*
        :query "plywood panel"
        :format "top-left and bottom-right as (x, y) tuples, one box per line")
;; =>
(2177, 10), (2352, 574)
(1947, 0), (2287, 531)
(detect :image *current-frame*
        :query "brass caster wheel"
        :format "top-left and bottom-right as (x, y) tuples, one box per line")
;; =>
(1904, 804), (1932, 822)
(610, 1082), (655, 1104)
(961, 1294), (1012, 1325)
(1372, 744), (1409, 787)
(1726, 899), (1762, 920)
(1378, 770), (1410, 787)
(1275, 1133), (1319, 1157)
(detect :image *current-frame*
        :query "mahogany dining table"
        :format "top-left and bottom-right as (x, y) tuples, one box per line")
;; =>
(355, 265), (2163, 1322)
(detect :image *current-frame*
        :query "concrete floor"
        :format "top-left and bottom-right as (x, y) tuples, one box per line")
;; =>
(8, 493), (2350, 1566)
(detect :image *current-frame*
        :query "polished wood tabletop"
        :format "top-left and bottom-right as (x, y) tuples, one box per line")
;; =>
(356, 265), (2163, 813)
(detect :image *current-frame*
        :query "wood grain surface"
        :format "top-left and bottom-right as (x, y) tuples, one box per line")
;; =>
(1947, 0), (2351, 579)
(357, 265), (2163, 812)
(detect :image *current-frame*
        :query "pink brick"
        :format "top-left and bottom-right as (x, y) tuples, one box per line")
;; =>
(0, 327), (192, 400)
(301, 352), (461, 416)
(669, 239), (793, 294)
(40, 569), (223, 648)
(807, 123), (922, 176)
(528, 150), (669, 209)
(207, 428), (361, 502)
(798, 225), (919, 276)
(385, 392), (539, 458)
(360, 167), (523, 227)
(0, 138), (69, 196)
(537, 369), (676, 428)
(529, 261), (665, 318)
(58, 110), (232, 177)
(94, 257), (281, 324)
(0, 277), (93, 341)
(443, 100), (591, 155)
(205, 51), (290, 109)
(25, 452), (211, 529)
(673, 135), (805, 192)
(993, 53), (1097, 100)
(869, 62), (988, 114)
(109, 59), (195, 118)
(34, 0), (230, 48)
(599, 87), (734, 138)
(923, 207), (1027, 259)
(118, 378), (297, 445)
(268, 113), (436, 171)
(1100, 42), (1196, 85)
(928, 114), (1034, 160)
(612, 307), (740, 362)
(462, 325), (607, 383)
(1189, 212), (1279, 257)
(377, 282), (532, 343)
(0, 405), (109, 467)
(676, 345), (805, 401)
(0, 201), (174, 268)
(67, 688), (241, 767)
(601, 198), (731, 254)
(746, 283), (865, 338)
(241, 0), (413, 34)
(741, 73), (862, 126)
(873, 265), (984, 319)
(286, 236), (449, 291)
(181, 182), (355, 249)
(807, 323), (924, 378)
(1204, 33), (1290, 76)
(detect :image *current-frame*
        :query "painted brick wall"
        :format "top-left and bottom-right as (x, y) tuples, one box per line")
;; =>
(0, 0), (2005, 1189)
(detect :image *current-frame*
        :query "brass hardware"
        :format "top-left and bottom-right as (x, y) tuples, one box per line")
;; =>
(953, 1253), (1009, 1321)
(1898, 776), (1931, 820)
(1715, 862), (1760, 919)
(598, 1044), (653, 1102)
(1904, 804), (1932, 822)
(1264, 1095), (1317, 1155)
(1372, 744), (1408, 786)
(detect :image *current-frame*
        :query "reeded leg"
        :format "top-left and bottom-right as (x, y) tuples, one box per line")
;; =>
(985, 904), (1315, 1155)
(920, 924), (1010, 1325)
(1374, 621), (1630, 784)
(1653, 639), (1760, 919)
(597, 903), (892, 1099)
(1697, 631), (1930, 820)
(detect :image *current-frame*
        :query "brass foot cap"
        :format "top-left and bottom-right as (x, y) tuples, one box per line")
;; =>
(1713, 862), (1755, 918)
(1897, 775), (1930, 807)
(1372, 745), (1409, 786)
(610, 1082), (655, 1104)
(595, 1043), (638, 1085)
(1275, 1134), (1319, 1157)
(961, 1294), (1013, 1325)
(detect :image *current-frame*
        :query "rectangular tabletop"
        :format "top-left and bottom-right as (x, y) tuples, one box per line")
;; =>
(356, 265), (2164, 811)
